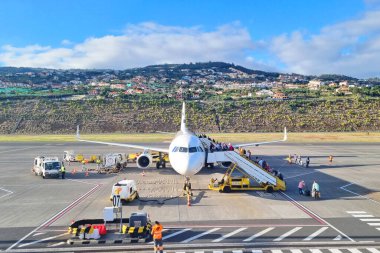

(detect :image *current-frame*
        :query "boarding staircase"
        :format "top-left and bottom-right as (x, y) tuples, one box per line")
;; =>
(206, 149), (286, 191)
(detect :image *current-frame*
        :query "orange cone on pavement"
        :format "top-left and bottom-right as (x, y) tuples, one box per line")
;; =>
(141, 170), (145, 176)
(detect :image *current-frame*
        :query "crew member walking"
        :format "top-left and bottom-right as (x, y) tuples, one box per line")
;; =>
(328, 155), (333, 165)
(152, 221), (164, 253)
(306, 157), (310, 168)
(60, 162), (66, 179)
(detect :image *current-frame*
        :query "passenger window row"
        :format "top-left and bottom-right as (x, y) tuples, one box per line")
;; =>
(172, 146), (204, 153)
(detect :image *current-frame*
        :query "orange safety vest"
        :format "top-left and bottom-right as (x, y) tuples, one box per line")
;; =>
(152, 224), (163, 240)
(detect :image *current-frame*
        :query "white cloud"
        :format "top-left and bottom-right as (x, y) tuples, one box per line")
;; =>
(0, 22), (261, 70)
(270, 10), (380, 78)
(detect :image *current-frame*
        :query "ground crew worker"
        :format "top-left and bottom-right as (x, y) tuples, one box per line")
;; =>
(81, 160), (86, 171)
(60, 162), (66, 179)
(306, 157), (310, 168)
(96, 158), (101, 170)
(328, 155), (333, 165)
(151, 221), (163, 253)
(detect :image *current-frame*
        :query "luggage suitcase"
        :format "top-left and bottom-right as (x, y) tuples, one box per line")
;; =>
(304, 189), (311, 196)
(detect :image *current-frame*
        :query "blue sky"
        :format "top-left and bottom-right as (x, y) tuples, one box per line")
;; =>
(1, 0), (379, 78)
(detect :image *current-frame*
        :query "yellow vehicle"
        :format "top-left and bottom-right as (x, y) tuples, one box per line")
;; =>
(209, 164), (286, 193)
(75, 154), (98, 163)
(127, 152), (169, 169)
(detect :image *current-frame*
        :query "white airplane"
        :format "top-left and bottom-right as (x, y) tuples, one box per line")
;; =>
(77, 102), (287, 177)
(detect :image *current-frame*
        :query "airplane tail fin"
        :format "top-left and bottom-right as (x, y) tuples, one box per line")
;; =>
(76, 125), (80, 140)
(180, 102), (187, 133)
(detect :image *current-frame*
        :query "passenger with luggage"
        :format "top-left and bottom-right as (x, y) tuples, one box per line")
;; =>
(312, 180), (320, 199)
(298, 180), (305, 195)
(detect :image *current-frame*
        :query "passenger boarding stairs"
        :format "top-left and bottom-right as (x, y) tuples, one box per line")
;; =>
(207, 150), (286, 191)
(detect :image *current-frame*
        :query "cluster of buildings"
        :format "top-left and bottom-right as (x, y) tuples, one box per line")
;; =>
(0, 65), (376, 100)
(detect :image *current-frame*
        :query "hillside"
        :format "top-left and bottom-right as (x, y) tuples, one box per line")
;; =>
(0, 98), (379, 134)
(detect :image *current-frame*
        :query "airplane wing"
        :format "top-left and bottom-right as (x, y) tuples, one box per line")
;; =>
(234, 127), (287, 148)
(76, 126), (169, 153)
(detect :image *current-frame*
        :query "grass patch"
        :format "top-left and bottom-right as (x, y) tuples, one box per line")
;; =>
(0, 132), (379, 143)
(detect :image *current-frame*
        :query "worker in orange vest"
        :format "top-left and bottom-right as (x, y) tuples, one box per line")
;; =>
(151, 221), (163, 253)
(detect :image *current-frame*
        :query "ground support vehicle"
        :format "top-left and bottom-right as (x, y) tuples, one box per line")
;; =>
(110, 180), (139, 204)
(63, 150), (98, 163)
(122, 212), (152, 239)
(127, 152), (169, 169)
(208, 162), (286, 193)
(67, 212), (151, 243)
(98, 153), (127, 174)
(32, 156), (61, 179)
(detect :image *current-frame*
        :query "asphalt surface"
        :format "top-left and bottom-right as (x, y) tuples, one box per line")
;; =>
(0, 142), (380, 252)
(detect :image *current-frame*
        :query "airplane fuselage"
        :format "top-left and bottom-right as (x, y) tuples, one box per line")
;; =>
(168, 132), (206, 176)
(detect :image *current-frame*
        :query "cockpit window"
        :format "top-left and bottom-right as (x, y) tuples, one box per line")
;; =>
(178, 147), (188, 152)
(189, 147), (197, 153)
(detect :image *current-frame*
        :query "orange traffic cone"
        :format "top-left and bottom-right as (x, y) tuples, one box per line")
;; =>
(141, 170), (145, 177)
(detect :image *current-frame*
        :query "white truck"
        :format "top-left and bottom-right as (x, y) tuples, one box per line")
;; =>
(110, 180), (139, 204)
(32, 156), (61, 179)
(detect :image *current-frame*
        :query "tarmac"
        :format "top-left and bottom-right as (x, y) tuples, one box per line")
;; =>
(0, 141), (380, 251)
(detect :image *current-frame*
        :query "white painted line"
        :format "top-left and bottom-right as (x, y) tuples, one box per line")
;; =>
(273, 227), (302, 241)
(284, 171), (317, 179)
(353, 214), (374, 218)
(367, 248), (380, 253)
(181, 227), (220, 243)
(340, 183), (380, 206)
(329, 249), (342, 253)
(163, 228), (191, 240)
(333, 235), (342, 240)
(252, 250), (263, 253)
(18, 233), (67, 248)
(0, 147), (39, 154)
(233, 251), (243, 253)
(0, 187), (13, 199)
(280, 191), (355, 242)
(243, 227), (274, 242)
(48, 242), (65, 247)
(212, 227), (247, 242)
(347, 211), (367, 214)
(213, 251), (223, 253)
(291, 250), (303, 253)
(367, 223), (380, 226)
(194, 251), (204, 253)
(5, 183), (100, 251)
(310, 250), (323, 253)
(348, 248), (362, 253)
(272, 250), (283, 253)
(32, 232), (45, 237)
(359, 241), (375, 243)
(361, 219), (380, 222)
(303, 226), (329, 241)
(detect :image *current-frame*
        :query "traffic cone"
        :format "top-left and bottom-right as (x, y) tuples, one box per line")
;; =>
(141, 170), (145, 176)
(187, 194), (191, 206)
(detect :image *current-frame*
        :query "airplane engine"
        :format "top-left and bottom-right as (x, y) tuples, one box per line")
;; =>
(218, 161), (232, 169)
(136, 154), (152, 169)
